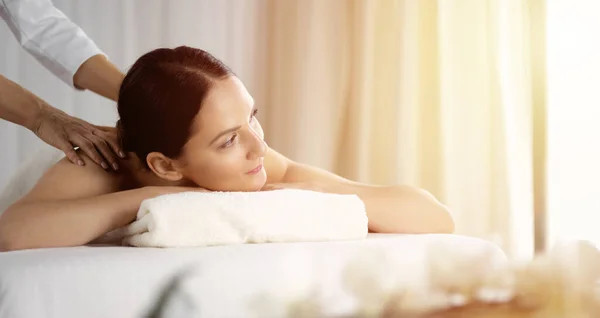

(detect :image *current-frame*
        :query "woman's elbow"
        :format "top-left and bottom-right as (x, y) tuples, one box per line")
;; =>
(0, 225), (47, 252)
(0, 236), (24, 252)
(374, 186), (456, 234)
(433, 203), (456, 234)
(0, 207), (32, 252)
(0, 225), (23, 252)
(414, 187), (455, 233)
(369, 203), (455, 234)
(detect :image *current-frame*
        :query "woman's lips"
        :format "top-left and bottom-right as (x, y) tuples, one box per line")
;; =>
(247, 164), (263, 175)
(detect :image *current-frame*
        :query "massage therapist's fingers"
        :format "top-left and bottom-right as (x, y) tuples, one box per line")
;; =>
(70, 135), (109, 170)
(31, 105), (120, 170)
(56, 138), (85, 167)
(88, 135), (119, 171)
(94, 126), (125, 158)
(95, 125), (117, 133)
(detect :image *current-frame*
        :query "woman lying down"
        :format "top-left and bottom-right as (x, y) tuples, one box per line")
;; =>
(0, 46), (454, 251)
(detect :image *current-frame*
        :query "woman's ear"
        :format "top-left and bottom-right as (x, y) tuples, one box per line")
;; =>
(146, 152), (184, 182)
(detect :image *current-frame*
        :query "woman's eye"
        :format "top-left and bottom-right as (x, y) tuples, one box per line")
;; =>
(222, 134), (237, 148)
(249, 109), (258, 122)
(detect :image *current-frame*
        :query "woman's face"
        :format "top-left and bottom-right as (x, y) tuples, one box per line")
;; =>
(175, 76), (268, 191)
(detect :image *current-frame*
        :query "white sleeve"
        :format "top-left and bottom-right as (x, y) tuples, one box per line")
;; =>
(0, 0), (107, 88)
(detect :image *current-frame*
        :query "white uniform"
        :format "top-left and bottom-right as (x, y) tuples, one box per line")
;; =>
(0, 0), (106, 88)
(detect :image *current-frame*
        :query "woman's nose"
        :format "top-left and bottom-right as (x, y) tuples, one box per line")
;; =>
(246, 132), (267, 160)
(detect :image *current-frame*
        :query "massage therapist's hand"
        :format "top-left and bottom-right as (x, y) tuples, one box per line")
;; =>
(34, 105), (124, 170)
(0, 73), (124, 170)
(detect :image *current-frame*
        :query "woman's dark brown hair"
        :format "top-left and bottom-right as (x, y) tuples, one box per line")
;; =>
(117, 46), (233, 167)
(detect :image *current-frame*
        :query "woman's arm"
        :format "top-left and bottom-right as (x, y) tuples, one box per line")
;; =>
(0, 155), (175, 251)
(264, 149), (455, 234)
(0, 188), (158, 252)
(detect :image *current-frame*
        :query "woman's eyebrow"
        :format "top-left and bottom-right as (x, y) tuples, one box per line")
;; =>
(209, 125), (241, 145)
(209, 104), (255, 145)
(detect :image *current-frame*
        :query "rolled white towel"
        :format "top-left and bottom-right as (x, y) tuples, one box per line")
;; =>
(122, 189), (368, 247)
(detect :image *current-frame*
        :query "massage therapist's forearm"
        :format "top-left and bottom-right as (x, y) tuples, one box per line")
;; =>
(0, 55), (124, 131)
(0, 187), (158, 251)
(73, 54), (125, 101)
(0, 74), (47, 130)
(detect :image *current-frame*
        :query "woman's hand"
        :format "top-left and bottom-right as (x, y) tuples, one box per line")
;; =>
(260, 182), (328, 193)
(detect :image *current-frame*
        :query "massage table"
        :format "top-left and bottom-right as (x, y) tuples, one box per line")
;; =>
(0, 234), (506, 317)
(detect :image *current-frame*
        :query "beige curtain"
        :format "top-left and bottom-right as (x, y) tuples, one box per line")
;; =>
(255, 0), (541, 259)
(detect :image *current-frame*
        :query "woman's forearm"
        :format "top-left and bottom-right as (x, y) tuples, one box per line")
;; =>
(73, 54), (125, 101)
(281, 162), (455, 234)
(308, 181), (455, 234)
(352, 185), (455, 234)
(0, 187), (159, 251)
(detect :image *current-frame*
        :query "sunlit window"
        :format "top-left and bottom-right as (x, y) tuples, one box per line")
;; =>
(547, 0), (600, 247)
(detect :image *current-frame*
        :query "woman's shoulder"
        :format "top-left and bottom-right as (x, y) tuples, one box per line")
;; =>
(264, 148), (293, 184)
(15, 150), (128, 205)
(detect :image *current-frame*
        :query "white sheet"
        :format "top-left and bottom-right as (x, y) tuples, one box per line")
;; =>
(0, 234), (506, 318)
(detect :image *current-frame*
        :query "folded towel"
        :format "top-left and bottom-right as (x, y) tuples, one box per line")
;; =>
(122, 189), (368, 247)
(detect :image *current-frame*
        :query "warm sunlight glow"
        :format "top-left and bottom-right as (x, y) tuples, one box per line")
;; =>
(547, 0), (600, 247)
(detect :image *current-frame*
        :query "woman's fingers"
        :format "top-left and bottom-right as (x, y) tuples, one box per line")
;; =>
(260, 183), (286, 191)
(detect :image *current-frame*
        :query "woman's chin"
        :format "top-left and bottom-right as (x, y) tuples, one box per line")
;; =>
(248, 172), (267, 191)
